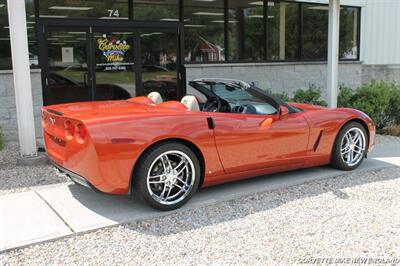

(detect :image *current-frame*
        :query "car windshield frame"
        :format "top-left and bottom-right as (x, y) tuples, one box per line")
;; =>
(188, 79), (299, 114)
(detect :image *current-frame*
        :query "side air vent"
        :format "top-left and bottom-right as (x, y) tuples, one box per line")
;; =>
(313, 130), (323, 152)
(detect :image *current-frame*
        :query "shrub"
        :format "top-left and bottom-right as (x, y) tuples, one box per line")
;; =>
(337, 85), (354, 108)
(265, 89), (290, 102)
(350, 81), (399, 129)
(274, 92), (290, 102)
(388, 86), (400, 125)
(292, 84), (328, 106)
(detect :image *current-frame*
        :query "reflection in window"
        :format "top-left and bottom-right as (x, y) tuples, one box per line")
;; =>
(228, 0), (264, 61)
(0, 0), (11, 69)
(303, 4), (329, 60)
(0, 0), (39, 69)
(39, 0), (129, 20)
(93, 32), (135, 100)
(141, 31), (178, 100)
(26, 0), (39, 68)
(340, 7), (359, 59)
(133, 0), (179, 21)
(267, 1), (299, 61)
(184, 0), (225, 62)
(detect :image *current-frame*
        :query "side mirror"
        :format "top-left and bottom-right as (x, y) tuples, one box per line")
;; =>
(279, 105), (289, 118)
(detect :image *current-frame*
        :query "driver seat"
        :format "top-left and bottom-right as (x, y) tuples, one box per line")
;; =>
(181, 95), (200, 111)
(147, 91), (163, 105)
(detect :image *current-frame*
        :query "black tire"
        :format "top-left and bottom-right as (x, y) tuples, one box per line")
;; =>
(331, 121), (368, 171)
(133, 142), (201, 211)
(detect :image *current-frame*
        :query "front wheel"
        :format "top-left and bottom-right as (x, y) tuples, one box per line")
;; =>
(134, 142), (201, 211)
(331, 122), (368, 170)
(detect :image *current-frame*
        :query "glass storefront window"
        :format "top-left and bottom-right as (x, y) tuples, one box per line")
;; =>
(267, 1), (299, 61)
(184, 0), (225, 62)
(0, 0), (362, 72)
(39, 0), (129, 20)
(133, 0), (179, 21)
(45, 30), (90, 104)
(94, 32), (135, 100)
(303, 4), (329, 60)
(141, 31), (178, 100)
(228, 0), (264, 61)
(0, 0), (38, 70)
(0, 0), (11, 69)
(26, 0), (39, 68)
(340, 7), (359, 60)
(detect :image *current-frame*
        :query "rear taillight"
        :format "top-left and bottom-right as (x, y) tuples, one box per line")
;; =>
(64, 120), (75, 140)
(75, 123), (87, 144)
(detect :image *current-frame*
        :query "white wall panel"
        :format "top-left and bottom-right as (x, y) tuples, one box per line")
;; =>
(361, 0), (400, 64)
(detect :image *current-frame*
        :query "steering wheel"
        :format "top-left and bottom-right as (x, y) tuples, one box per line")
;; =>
(202, 96), (221, 112)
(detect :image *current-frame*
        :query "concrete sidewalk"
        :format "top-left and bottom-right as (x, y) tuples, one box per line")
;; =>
(1, 141), (400, 252)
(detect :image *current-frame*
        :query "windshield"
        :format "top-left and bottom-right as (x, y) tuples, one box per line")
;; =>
(187, 80), (280, 115)
(207, 83), (264, 102)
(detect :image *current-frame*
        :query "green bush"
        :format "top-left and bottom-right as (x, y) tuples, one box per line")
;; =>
(350, 81), (399, 129)
(265, 89), (290, 102)
(292, 84), (328, 106)
(388, 86), (400, 125)
(332, 81), (400, 130)
(274, 92), (290, 102)
(337, 85), (354, 108)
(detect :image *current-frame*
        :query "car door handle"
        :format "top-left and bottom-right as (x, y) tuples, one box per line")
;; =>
(260, 118), (273, 129)
(207, 117), (215, 130)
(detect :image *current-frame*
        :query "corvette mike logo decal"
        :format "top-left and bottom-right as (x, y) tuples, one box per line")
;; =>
(97, 34), (130, 63)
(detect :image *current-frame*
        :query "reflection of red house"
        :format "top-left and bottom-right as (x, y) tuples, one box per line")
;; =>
(189, 36), (225, 62)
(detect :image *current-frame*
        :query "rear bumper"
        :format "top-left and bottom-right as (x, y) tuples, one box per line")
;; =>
(52, 161), (102, 193)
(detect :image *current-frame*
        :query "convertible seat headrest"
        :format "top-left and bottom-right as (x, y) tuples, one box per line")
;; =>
(181, 95), (200, 111)
(147, 91), (163, 105)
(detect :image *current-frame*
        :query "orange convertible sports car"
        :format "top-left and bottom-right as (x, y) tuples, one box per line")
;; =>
(42, 79), (375, 210)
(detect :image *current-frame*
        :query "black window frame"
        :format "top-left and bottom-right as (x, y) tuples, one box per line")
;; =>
(182, 0), (361, 64)
(30, 0), (362, 67)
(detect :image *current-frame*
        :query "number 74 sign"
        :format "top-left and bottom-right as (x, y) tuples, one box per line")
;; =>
(107, 9), (120, 17)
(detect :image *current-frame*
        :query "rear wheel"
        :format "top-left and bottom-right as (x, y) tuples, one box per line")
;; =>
(134, 142), (200, 211)
(331, 122), (367, 170)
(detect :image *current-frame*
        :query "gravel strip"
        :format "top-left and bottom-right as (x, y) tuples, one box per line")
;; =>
(0, 142), (68, 196)
(1, 166), (399, 266)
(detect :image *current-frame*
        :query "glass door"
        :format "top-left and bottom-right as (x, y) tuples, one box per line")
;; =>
(41, 25), (182, 105)
(140, 30), (179, 101)
(92, 30), (137, 100)
(44, 29), (91, 105)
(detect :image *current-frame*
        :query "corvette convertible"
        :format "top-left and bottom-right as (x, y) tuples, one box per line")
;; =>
(42, 78), (375, 211)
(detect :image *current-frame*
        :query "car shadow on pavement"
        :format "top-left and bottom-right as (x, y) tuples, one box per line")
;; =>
(65, 158), (399, 236)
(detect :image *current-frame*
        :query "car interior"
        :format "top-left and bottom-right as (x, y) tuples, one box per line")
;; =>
(145, 80), (283, 115)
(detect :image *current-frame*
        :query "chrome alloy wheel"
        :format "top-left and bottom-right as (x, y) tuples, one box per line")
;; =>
(146, 150), (196, 206)
(340, 127), (366, 167)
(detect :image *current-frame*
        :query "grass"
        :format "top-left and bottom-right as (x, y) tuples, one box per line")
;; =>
(380, 125), (400, 137)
